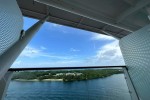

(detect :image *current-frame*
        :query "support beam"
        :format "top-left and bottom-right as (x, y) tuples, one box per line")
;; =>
(123, 67), (139, 100)
(117, 0), (150, 23)
(0, 15), (49, 79)
(0, 71), (13, 100)
(35, 0), (139, 32)
(20, 7), (129, 38)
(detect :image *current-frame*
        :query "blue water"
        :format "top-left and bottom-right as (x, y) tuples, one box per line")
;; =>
(5, 74), (131, 100)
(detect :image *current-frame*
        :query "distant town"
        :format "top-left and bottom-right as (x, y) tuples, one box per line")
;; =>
(12, 69), (123, 82)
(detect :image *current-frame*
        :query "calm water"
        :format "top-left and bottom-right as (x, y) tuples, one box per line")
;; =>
(5, 74), (131, 100)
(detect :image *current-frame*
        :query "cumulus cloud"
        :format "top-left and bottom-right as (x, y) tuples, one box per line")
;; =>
(91, 40), (125, 66)
(12, 39), (125, 68)
(89, 33), (125, 65)
(12, 41), (125, 67)
(91, 33), (116, 41)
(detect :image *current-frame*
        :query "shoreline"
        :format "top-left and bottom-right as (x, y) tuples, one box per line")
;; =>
(14, 79), (63, 82)
(12, 69), (123, 82)
(13, 74), (121, 82)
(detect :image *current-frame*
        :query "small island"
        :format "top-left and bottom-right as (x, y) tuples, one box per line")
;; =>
(12, 69), (123, 82)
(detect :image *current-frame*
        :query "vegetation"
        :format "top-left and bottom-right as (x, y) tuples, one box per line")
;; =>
(12, 69), (123, 82)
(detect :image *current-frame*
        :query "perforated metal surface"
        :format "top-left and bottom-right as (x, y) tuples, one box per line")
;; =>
(120, 24), (150, 100)
(0, 0), (23, 56)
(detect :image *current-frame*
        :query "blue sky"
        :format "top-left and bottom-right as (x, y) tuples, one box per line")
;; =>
(12, 17), (125, 68)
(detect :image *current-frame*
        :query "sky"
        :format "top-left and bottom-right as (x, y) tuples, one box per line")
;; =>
(11, 17), (125, 68)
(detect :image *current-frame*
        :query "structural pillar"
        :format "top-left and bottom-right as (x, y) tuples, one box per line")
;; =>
(0, 71), (13, 100)
(0, 15), (49, 79)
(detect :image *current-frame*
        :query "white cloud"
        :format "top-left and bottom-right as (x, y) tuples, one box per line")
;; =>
(90, 33), (125, 65)
(40, 60), (83, 67)
(40, 46), (47, 50)
(19, 46), (74, 60)
(20, 46), (49, 58)
(20, 46), (41, 58)
(12, 40), (125, 68)
(91, 40), (125, 66)
(13, 60), (21, 65)
(12, 46), (81, 67)
(70, 48), (80, 52)
(91, 33), (116, 41)
(12, 59), (84, 68)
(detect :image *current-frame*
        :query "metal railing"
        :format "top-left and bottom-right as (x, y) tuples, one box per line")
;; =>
(8, 65), (126, 71)
(8, 65), (139, 100)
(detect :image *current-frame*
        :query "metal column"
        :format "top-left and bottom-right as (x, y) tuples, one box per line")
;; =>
(123, 67), (140, 100)
(0, 15), (49, 79)
(0, 71), (13, 100)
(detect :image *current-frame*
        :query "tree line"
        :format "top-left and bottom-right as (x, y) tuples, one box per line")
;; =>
(12, 69), (123, 82)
